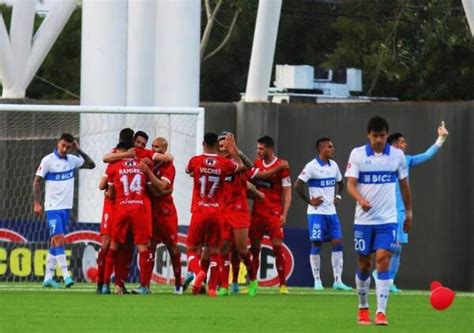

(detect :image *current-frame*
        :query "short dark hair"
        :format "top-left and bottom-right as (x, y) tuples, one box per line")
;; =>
(257, 135), (274, 148)
(218, 131), (231, 142)
(119, 128), (134, 143)
(315, 137), (331, 152)
(387, 132), (404, 145)
(204, 132), (218, 147)
(116, 140), (134, 150)
(367, 116), (389, 133)
(133, 131), (149, 142)
(59, 133), (74, 143)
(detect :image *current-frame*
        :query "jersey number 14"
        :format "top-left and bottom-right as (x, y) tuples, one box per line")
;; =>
(120, 174), (142, 196)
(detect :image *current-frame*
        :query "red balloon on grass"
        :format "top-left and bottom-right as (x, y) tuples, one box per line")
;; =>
(430, 280), (443, 291)
(430, 287), (455, 310)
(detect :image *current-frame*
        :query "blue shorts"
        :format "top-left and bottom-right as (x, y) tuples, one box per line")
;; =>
(396, 210), (408, 244)
(45, 209), (71, 237)
(307, 214), (342, 242)
(353, 223), (397, 256)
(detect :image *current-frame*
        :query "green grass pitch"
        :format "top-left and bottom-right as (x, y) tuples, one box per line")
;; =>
(0, 283), (472, 332)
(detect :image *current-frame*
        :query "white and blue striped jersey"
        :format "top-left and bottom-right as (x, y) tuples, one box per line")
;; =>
(35, 149), (84, 211)
(345, 144), (407, 225)
(298, 156), (342, 215)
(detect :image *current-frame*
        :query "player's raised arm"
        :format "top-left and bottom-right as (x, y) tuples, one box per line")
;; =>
(153, 151), (174, 162)
(246, 181), (265, 201)
(410, 121), (449, 167)
(71, 140), (95, 169)
(103, 148), (136, 163)
(252, 160), (289, 180)
(224, 133), (245, 172)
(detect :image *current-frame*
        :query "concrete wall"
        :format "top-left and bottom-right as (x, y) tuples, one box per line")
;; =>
(235, 101), (473, 291)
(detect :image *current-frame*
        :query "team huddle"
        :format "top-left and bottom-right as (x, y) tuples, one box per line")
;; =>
(33, 116), (448, 326)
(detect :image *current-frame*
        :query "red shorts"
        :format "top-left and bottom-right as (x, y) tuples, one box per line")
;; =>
(249, 214), (284, 240)
(112, 205), (151, 245)
(221, 212), (251, 242)
(186, 213), (222, 248)
(152, 213), (178, 246)
(100, 200), (113, 236)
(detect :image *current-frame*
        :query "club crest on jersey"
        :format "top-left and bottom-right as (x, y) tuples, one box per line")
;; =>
(204, 158), (217, 166)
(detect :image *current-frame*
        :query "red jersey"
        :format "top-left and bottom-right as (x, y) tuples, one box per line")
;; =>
(106, 158), (148, 207)
(151, 161), (177, 215)
(223, 168), (250, 213)
(251, 158), (291, 217)
(135, 147), (156, 161)
(186, 153), (238, 215)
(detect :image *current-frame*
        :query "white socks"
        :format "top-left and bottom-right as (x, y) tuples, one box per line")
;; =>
(331, 251), (343, 283)
(376, 278), (390, 314)
(355, 273), (370, 308)
(310, 254), (321, 281)
(56, 254), (71, 279)
(44, 253), (57, 281)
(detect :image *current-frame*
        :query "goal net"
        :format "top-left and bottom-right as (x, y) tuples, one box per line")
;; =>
(0, 104), (204, 228)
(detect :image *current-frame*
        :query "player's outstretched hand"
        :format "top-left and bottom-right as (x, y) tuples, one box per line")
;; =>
(256, 190), (265, 202)
(280, 214), (287, 226)
(141, 157), (153, 166)
(403, 216), (413, 233)
(310, 196), (324, 207)
(33, 202), (43, 218)
(358, 199), (372, 212)
(438, 121), (449, 137)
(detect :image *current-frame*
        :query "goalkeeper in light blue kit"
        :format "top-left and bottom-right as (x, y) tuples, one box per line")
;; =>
(380, 121), (449, 293)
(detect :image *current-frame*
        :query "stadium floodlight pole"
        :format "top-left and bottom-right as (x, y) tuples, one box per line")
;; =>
(2, 0), (35, 98)
(155, 0), (201, 107)
(23, 0), (76, 89)
(462, 0), (474, 36)
(244, 0), (282, 102)
(127, 0), (156, 106)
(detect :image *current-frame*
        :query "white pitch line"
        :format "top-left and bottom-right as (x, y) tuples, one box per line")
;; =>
(0, 286), (472, 297)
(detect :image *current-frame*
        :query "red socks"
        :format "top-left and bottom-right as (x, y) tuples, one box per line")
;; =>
(186, 250), (201, 275)
(241, 252), (256, 281)
(97, 247), (108, 285)
(104, 248), (117, 284)
(208, 254), (220, 292)
(171, 251), (182, 287)
(250, 247), (260, 278)
(220, 253), (230, 289)
(138, 249), (153, 287)
(273, 245), (286, 286)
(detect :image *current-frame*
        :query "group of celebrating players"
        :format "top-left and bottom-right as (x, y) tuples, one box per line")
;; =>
(95, 128), (293, 297)
(34, 115), (448, 326)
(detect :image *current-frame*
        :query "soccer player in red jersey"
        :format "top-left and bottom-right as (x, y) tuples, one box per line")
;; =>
(96, 128), (134, 294)
(101, 141), (161, 295)
(185, 132), (244, 297)
(249, 135), (292, 294)
(101, 130), (172, 293)
(142, 137), (183, 295)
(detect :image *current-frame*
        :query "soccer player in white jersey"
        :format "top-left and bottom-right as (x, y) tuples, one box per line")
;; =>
(295, 138), (352, 291)
(345, 116), (412, 326)
(33, 133), (95, 288)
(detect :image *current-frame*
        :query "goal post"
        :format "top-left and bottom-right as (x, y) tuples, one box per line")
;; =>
(0, 104), (204, 227)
